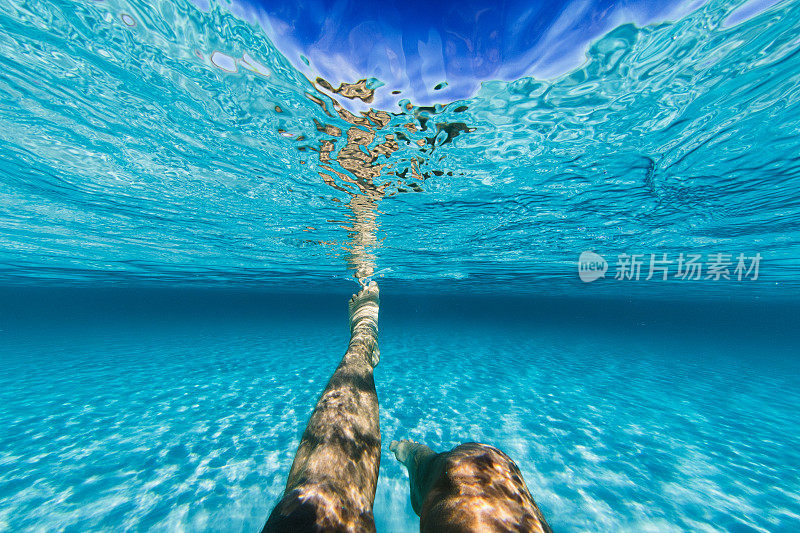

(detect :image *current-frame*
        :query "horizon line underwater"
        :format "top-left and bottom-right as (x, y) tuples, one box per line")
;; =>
(1, 0), (800, 531)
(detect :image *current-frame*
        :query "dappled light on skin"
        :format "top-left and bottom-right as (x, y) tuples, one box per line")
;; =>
(391, 441), (553, 533)
(263, 282), (382, 532)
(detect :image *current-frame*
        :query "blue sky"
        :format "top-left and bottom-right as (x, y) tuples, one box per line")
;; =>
(222, 0), (736, 107)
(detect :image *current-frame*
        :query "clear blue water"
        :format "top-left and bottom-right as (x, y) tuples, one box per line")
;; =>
(1, 0), (799, 295)
(1, 289), (799, 531)
(1, 0), (800, 531)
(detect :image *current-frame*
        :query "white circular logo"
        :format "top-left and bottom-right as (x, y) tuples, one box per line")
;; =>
(578, 251), (608, 282)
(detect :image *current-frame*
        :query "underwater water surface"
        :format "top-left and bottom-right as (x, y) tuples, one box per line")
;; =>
(0, 0), (799, 295)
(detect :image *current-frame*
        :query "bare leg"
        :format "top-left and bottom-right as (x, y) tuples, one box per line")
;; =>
(263, 282), (381, 533)
(390, 440), (553, 533)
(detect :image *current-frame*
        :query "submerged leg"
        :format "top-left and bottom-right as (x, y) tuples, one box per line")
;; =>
(390, 440), (553, 533)
(263, 282), (381, 533)
(389, 440), (438, 515)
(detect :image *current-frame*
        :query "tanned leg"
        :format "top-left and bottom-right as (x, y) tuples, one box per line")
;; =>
(391, 440), (553, 533)
(263, 282), (381, 533)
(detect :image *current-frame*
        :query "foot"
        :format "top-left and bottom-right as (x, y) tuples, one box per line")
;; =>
(390, 440), (431, 468)
(348, 281), (380, 366)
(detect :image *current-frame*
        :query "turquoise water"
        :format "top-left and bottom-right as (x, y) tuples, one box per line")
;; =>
(1, 0), (799, 294)
(1, 289), (799, 531)
(2, 0), (800, 531)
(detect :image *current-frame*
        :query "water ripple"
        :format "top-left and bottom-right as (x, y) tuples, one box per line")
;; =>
(0, 0), (798, 296)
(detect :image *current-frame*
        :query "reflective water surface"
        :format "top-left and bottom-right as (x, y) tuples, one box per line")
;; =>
(1, 0), (799, 295)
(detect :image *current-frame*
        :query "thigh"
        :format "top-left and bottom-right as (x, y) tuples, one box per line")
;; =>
(420, 443), (552, 533)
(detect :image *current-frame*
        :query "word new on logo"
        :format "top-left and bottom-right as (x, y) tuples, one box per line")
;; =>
(578, 251), (608, 283)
